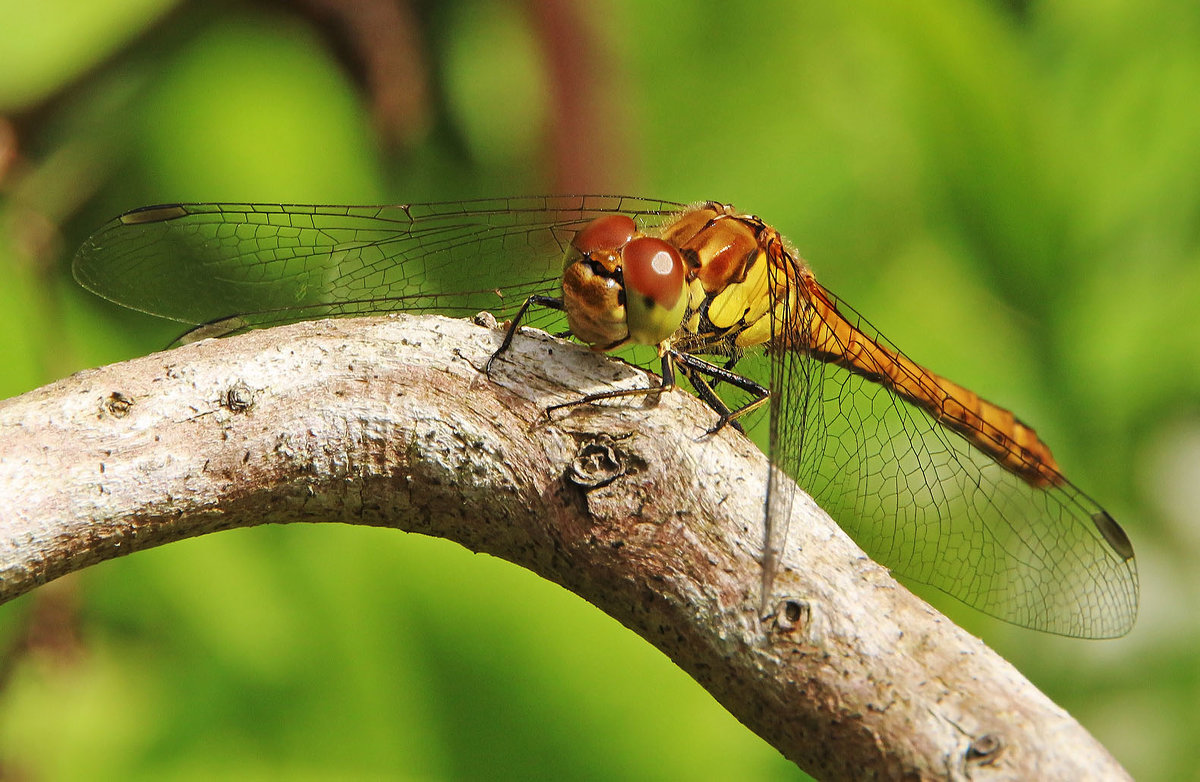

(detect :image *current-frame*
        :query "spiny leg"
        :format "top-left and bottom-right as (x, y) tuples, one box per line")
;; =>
(545, 353), (676, 418)
(545, 347), (771, 436)
(485, 294), (564, 377)
(691, 349), (744, 394)
(677, 363), (746, 435)
(671, 350), (770, 434)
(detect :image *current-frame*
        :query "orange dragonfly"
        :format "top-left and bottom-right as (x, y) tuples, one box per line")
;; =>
(73, 196), (1138, 638)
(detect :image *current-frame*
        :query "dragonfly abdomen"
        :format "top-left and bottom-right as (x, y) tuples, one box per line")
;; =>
(801, 280), (1064, 489)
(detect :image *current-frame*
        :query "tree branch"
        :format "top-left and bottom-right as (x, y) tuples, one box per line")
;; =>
(0, 314), (1128, 780)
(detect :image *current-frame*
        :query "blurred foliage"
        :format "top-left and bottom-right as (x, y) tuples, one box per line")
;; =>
(0, 0), (1198, 779)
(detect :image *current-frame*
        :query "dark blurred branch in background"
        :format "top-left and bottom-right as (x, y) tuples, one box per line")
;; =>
(0, 314), (1131, 781)
(528, 0), (632, 191)
(290, 0), (433, 150)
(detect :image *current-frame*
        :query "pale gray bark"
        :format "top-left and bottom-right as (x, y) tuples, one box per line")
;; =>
(0, 314), (1129, 781)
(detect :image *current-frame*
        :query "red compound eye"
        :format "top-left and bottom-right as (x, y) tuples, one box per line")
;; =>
(622, 237), (685, 310)
(571, 214), (637, 254)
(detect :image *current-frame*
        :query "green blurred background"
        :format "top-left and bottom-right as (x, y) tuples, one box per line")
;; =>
(1, 0), (1197, 779)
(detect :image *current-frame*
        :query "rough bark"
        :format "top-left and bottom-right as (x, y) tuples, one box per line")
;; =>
(0, 314), (1129, 781)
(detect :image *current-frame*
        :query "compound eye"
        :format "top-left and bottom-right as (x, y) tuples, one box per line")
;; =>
(622, 237), (685, 309)
(571, 214), (637, 254)
(621, 237), (687, 345)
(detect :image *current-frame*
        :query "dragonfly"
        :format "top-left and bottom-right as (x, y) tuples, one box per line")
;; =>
(72, 195), (1139, 638)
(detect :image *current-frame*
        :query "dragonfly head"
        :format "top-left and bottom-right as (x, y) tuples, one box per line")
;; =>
(562, 215), (688, 350)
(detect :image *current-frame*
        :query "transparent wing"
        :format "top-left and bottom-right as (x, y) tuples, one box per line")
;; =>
(766, 280), (1138, 638)
(73, 195), (686, 340)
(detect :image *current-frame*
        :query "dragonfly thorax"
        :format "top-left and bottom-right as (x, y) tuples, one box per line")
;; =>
(662, 203), (798, 351)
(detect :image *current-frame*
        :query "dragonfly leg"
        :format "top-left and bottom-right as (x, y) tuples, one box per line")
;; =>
(545, 353), (676, 419)
(678, 364), (746, 435)
(688, 350), (744, 394)
(485, 295), (565, 377)
(670, 350), (770, 435)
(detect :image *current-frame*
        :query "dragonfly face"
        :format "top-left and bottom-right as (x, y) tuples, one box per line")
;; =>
(560, 214), (689, 350)
(73, 195), (1139, 638)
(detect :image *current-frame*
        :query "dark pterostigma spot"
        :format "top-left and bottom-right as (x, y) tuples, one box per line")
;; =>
(1092, 510), (1135, 560)
(119, 204), (188, 225)
(178, 316), (252, 344)
(567, 441), (625, 489)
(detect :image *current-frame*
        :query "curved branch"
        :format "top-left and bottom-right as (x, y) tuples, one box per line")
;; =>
(0, 314), (1128, 780)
